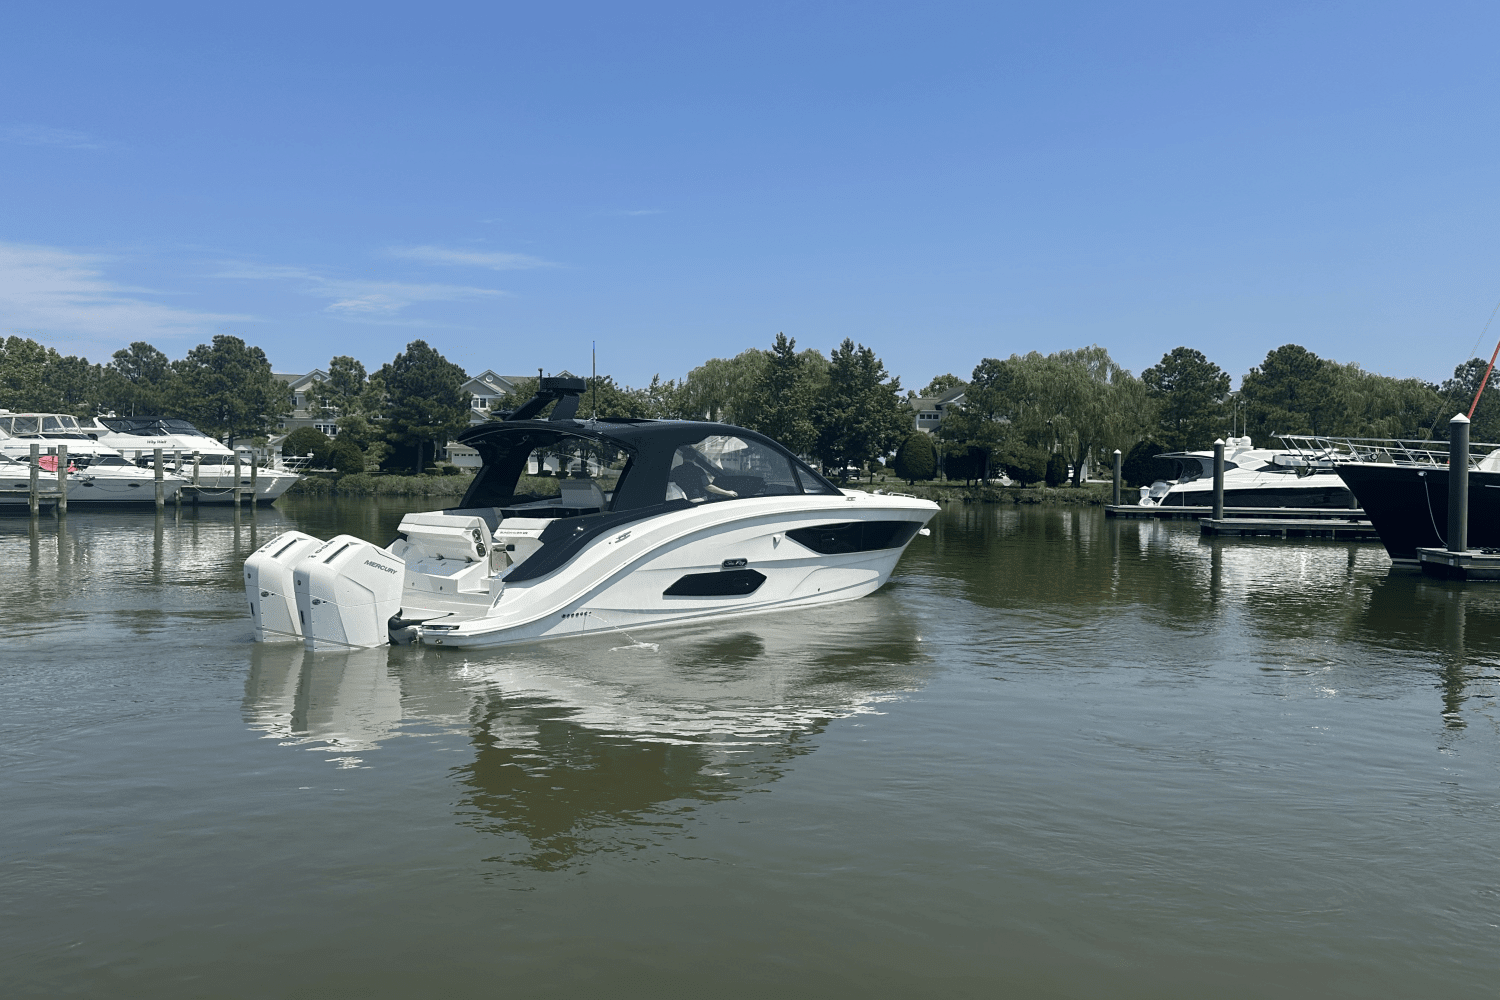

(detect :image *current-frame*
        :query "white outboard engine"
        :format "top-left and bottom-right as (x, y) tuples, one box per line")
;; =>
(292, 534), (406, 651)
(245, 530), (324, 641)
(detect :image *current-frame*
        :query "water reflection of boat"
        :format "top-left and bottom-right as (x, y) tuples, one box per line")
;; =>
(243, 593), (931, 867)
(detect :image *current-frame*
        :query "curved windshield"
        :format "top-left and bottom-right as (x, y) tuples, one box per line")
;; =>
(665, 434), (802, 503)
(99, 417), (213, 437)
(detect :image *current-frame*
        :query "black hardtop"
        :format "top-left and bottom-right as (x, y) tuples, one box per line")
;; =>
(457, 416), (783, 452)
(456, 417), (836, 513)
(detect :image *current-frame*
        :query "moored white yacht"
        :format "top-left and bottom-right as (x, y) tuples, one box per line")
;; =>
(83, 416), (301, 504)
(0, 413), (188, 504)
(245, 378), (939, 650)
(1138, 436), (1354, 508)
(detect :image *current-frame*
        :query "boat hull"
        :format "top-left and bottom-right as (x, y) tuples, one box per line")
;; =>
(179, 472), (301, 505)
(409, 495), (938, 649)
(1156, 475), (1353, 508)
(1335, 462), (1500, 561)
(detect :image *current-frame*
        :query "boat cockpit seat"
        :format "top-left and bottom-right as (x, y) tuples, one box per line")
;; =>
(558, 476), (606, 511)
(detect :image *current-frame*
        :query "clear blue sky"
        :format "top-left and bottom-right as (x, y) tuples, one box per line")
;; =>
(4, 1), (1500, 391)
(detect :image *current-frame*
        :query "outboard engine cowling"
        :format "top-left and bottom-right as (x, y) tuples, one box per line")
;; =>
(245, 530), (324, 641)
(293, 534), (405, 650)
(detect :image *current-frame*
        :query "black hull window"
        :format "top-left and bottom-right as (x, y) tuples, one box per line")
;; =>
(786, 520), (921, 555)
(663, 569), (767, 597)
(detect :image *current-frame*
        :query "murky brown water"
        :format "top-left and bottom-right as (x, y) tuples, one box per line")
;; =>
(4, 499), (1498, 997)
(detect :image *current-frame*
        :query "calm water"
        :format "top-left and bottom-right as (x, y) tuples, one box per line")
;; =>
(4, 499), (1499, 998)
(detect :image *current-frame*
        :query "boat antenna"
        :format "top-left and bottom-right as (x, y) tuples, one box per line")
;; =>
(592, 341), (597, 420)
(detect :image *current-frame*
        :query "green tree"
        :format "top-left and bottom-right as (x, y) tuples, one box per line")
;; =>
(1240, 344), (1340, 439)
(681, 350), (771, 424)
(1327, 363), (1440, 439)
(746, 333), (827, 455)
(892, 432), (937, 483)
(1044, 453), (1067, 487)
(1121, 439), (1174, 488)
(106, 342), (176, 416)
(169, 335), (289, 445)
(1142, 347), (1230, 451)
(0, 337), (65, 411)
(811, 339), (908, 479)
(581, 375), (652, 419)
(327, 438), (366, 475)
(378, 340), (469, 474)
(283, 426), (334, 465)
(1435, 359), (1500, 442)
(954, 347), (1150, 486)
(319, 355), (368, 416)
(920, 373), (966, 397)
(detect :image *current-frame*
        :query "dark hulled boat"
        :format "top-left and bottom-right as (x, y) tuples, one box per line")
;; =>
(1336, 462), (1500, 562)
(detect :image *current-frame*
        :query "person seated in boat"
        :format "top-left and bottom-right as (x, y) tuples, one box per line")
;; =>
(666, 457), (738, 502)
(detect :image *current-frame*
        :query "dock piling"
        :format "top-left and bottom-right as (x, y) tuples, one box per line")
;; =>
(29, 443), (39, 515)
(173, 450), (181, 509)
(1448, 413), (1469, 553)
(1112, 449), (1121, 506)
(250, 451), (258, 505)
(1212, 439), (1225, 520)
(57, 445), (67, 515)
(154, 447), (164, 509)
(234, 454), (243, 506)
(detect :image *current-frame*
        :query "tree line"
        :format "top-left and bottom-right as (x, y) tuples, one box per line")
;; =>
(0, 332), (911, 478)
(886, 342), (1486, 487)
(0, 330), (1492, 483)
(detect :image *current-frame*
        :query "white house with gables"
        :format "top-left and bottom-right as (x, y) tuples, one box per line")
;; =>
(272, 370), (340, 436)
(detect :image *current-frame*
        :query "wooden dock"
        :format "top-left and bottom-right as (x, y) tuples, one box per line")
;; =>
(0, 488), (60, 515)
(1105, 504), (1368, 521)
(1199, 517), (1381, 540)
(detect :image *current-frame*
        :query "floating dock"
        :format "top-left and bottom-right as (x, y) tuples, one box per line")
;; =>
(1105, 505), (1367, 521)
(1415, 548), (1500, 581)
(1199, 517), (1381, 540)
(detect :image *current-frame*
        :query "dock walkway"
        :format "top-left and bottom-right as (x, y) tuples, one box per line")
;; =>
(1105, 504), (1367, 521)
(1199, 518), (1380, 540)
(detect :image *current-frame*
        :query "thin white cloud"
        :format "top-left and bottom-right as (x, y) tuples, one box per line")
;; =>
(217, 262), (507, 315)
(0, 125), (105, 150)
(0, 242), (250, 343)
(387, 244), (557, 270)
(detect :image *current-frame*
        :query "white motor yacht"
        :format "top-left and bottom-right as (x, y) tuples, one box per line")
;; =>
(82, 416), (301, 504)
(0, 413), (187, 504)
(1138, 436), (1354, 508)
(245, 378), (939, 650)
